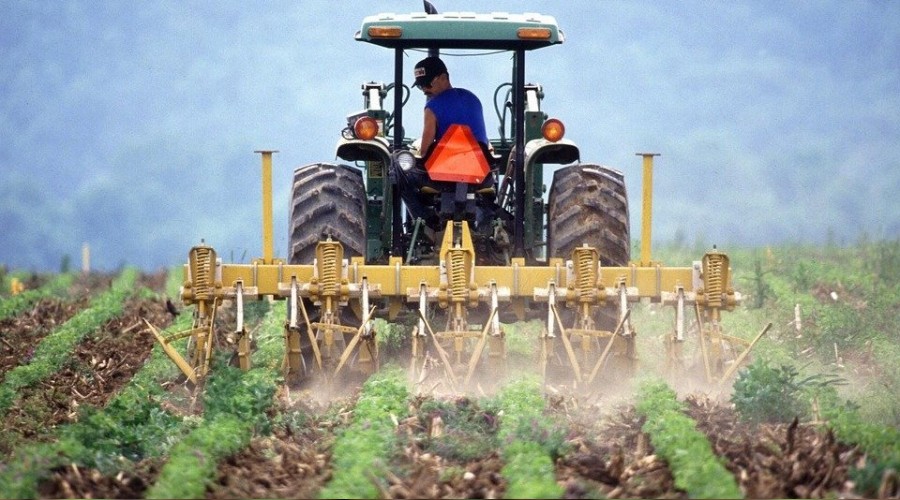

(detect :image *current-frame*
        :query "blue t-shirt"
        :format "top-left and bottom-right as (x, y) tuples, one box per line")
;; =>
(425, 88), (488, 145)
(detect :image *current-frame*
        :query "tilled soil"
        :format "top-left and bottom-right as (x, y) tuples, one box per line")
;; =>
(0, 297), (90, 377)
(33, 386), (884, 499)
(37, 460), (164, 500)
(683, 394), (862, 499)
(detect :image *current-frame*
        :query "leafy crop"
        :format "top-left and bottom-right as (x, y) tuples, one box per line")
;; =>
(0, 273), (73, 320)
(319, 367), (410, 499)
(636, 380), (742, 499)
(0, 298), (195, 499)
(490, 376), (565, 499)
(817, 390), (900, 497)
(419, 397), (499, 462)
(146, 301), (284, 499)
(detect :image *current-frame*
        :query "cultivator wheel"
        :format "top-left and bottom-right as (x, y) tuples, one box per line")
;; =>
(285, 163), (373, 383)
(543, 163), (635, 388)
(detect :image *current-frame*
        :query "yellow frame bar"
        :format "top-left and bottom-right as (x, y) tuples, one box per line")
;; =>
(186, 260), (696, 302)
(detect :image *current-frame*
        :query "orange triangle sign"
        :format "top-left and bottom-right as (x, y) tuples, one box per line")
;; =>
(425, 124), (490, 184)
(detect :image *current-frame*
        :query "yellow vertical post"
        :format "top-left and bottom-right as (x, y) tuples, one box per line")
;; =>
(255, 150), (278, 264)
(636, 153), (660, 267)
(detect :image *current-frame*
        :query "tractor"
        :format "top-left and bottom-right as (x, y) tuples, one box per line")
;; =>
(149, 3), (763, 393)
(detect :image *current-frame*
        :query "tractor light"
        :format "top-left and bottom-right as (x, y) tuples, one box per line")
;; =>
(368, 26), (402, 38)
(517, 27), (552, 40)
(541, 118), (565, 142)
(354, 116), (379, 140)
(394, 150), (416, 172)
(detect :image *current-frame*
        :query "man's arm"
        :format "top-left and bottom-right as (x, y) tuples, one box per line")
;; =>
(420, 108), (437, 157)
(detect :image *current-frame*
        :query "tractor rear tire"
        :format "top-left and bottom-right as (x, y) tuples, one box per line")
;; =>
(288, 163), (367, 264)
(547, 163), (630, 266)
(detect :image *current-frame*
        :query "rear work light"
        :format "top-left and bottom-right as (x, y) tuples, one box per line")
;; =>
(368, 26), (402, 38)
(541, 118), (565, 142)
(354, 116), (379, 140)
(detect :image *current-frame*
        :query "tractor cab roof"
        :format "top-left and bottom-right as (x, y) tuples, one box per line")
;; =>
(356, 11), (564, 50)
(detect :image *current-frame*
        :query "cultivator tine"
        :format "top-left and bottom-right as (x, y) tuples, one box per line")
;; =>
(586, 308), (632, 384)
(144, 319), (199, 384)
(416, 308), (459, 391)
(716, 322), (772, 387)
(234, 282), (251, 371)
(463, 306), (499, 388)
(410, 284), (429, 384)
(333, 305), (378, 377)
(551, 301), (583, 383)
(283, 278), (307, 377)
(294, 279), (323, 373)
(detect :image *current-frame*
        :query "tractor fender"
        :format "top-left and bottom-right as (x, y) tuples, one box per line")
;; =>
(335, 136), (392, 164)
(523, 138), (580, 168)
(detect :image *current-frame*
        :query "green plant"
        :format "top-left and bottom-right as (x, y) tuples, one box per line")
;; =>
(732, 359), (845, 424)
(419, 397), (499, 462)
(0, 273), (73, 320)
(636, 380), (742, 499)
(0, 269), (137, 414)
(744, 254), (773, 308)
(490, 377), (565, 499)
(816, 390), (900, 497)
(147, 303), (285, 498)
(0, 309), (196, 499)
(318, 367), (409, 499)
(374, 318), (409, 357)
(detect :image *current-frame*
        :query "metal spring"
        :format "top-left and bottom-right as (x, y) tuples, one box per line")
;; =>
(319, 244), (339, 297)
(448, 249), (467, 302)
(192, 247), (213, 300)
(574, 248), (596, 300)
(705, 253), (724, 308)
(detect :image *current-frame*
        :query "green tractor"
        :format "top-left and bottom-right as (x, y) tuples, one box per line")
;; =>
(289, 7), (630, 271)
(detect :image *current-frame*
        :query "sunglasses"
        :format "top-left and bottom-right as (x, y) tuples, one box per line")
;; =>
(416, 74), (440, 90)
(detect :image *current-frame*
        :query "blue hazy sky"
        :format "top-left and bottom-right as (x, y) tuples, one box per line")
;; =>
(1, 1), (898, 270)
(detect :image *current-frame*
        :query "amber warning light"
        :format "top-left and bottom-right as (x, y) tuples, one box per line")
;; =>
(368, 26), (403, 38)
(354, 116), (379, 140)
(541, 118), (565, 142)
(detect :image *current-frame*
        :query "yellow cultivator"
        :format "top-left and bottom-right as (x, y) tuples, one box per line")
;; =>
(152, 6), (760, 391)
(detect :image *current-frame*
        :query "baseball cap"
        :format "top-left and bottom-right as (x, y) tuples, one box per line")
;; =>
(413, 56), (447, 88)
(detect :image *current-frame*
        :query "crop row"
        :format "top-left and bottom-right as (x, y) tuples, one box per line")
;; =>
(635, 380), (742, 499)
(0, 269), (138, 415)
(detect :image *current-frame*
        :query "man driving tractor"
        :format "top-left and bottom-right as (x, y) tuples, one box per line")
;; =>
(396, 56), (492, 230)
